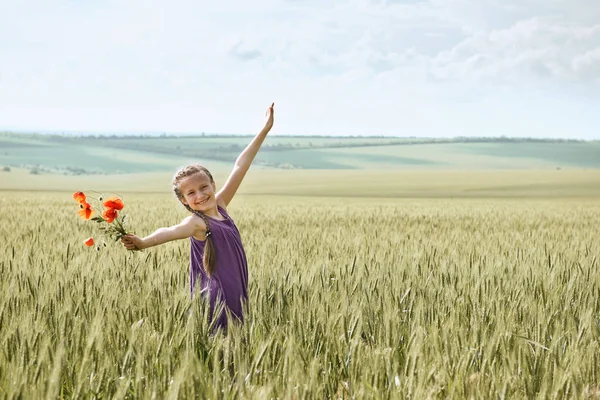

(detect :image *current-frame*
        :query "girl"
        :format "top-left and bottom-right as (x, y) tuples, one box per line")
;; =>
(121, 103), (275, 331)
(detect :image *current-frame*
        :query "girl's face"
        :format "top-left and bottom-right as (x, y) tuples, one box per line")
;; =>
(178, 172), (217, 212)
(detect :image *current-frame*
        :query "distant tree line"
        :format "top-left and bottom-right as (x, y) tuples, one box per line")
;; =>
(1, 131), (592, 144)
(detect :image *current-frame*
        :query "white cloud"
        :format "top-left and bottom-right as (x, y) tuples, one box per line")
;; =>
(425, 18), (600, 84)
(229, 41), (263, 61)
(572, 47), (600, 82)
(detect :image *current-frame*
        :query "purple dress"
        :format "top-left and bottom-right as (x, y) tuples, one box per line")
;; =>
(190, 206), (248, 331)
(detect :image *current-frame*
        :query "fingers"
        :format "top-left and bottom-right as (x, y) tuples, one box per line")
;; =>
(266, 103), (275, 118)
(120, 235), (139, 251)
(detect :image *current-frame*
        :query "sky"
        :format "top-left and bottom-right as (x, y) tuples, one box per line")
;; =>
(0, 0), (599, 139)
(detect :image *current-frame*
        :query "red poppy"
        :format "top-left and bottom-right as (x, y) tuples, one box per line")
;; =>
(83, 237), (95, 247)
(78, 202), (94, 220)
(73, 191), (86, 204)
(103, 208), (118, 223)
(103, 197), (124, 211)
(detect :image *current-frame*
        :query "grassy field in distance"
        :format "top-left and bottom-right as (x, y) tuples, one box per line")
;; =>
(311, 142), (600, 169)
(1, 167), (599, 199)
(2, 131), (599, 172)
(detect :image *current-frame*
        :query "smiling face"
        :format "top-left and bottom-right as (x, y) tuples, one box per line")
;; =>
(177, 172), (217, 213)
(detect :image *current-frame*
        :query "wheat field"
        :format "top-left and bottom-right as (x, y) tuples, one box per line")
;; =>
(1, 190), (599, 399)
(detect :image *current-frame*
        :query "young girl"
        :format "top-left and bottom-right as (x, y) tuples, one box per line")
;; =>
(121, 103), (275, 331)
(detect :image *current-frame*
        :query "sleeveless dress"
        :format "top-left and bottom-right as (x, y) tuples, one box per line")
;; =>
(189, 206), (248, 331)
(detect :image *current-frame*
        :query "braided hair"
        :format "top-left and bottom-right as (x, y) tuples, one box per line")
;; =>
(173, 164), (217, 277)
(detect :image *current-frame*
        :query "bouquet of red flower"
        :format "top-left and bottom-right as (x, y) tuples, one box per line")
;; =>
(73, 191), (131, 248)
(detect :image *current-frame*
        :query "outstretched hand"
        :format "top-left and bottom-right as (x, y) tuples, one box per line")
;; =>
(121, 234), (144, 251)
(264, 102), (275, 131)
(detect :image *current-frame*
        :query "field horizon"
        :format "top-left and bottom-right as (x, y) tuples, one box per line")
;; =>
(2, 131), (599, 174)
(1, 167), (600, 200)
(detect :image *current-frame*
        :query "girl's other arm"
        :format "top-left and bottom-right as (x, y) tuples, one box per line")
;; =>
(217, 103), (274, 208)
(121, 215), (205, 250)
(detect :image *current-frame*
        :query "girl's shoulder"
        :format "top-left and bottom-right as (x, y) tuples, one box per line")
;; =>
(183, 214), (208, 237)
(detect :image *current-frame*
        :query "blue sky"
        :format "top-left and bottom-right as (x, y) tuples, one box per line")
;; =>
(0, 0), (598, 138)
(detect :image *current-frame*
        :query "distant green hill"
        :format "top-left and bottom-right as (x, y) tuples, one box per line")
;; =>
(0, 132), (598, 174)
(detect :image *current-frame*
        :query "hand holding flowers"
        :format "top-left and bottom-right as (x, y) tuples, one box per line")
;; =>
(73, 191), (132, 249)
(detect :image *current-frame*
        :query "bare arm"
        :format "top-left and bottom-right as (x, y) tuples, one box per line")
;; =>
(217, 103), (275, 208)
(121, 215), (205, 250)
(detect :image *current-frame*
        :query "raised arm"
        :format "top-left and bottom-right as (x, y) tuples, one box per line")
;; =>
(121, 215), (206, 250)
(217, 103), (275, 207)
